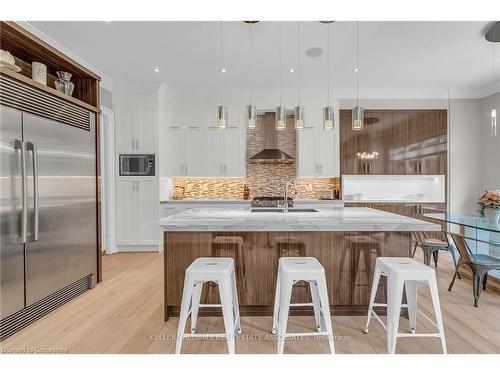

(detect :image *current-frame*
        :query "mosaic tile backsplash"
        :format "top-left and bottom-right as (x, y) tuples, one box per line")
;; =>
(172, 113), (339, 200)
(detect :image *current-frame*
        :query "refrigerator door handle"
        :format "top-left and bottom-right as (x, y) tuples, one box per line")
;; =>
(15, 139), (28, 244)
(27, 142), (39, 241)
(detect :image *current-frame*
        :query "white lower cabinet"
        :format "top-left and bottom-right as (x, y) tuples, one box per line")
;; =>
(296, 129), (339, 177)
(116, 177), (158, 246)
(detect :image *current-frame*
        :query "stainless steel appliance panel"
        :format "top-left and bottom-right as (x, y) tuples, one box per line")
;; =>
(23, 113), (96, 306)
(0, 106), (26, 319)
(119, 154), (155, 176)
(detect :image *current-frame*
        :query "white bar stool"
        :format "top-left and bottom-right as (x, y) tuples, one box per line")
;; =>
(175, 257), (241, 354)
(272, 257), (335, 354)
(364, 257), (447, 354)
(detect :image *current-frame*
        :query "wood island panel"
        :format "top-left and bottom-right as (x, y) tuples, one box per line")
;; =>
(164, 231), (411, 319)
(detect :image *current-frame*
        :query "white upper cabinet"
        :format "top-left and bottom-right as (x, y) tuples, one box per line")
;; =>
(204, 130), (224, 175)
(137, 108), (156, 152)
(184, 130), (205, 176)
(296, 128), (339, 177)
(165, 130), (184, 176)
(204, 129), (246, 177)
(297, 130), (317, 176)
(166, 109), (201, 130)
(165, 129), (205, 177)
(303, 107), (324, 130)
(115, 105), (157, 153)
(201, 106), (243, 130)
(115, 106), (135, 152)
(222, 129), (245, 176)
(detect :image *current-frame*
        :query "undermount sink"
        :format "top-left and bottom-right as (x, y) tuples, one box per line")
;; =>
(250, 208), (319, 213)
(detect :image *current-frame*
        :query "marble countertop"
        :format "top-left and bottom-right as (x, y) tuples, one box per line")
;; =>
(158, 207), (439, 232)
(160, 199), (344, 205)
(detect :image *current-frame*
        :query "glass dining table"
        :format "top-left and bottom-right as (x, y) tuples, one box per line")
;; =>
(424, 212), (500, 278)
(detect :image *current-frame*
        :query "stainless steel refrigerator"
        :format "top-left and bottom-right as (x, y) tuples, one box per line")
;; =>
(0, 75), (97, 340)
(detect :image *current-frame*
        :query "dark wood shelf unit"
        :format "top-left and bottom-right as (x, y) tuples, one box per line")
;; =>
(1, 21), (102, 282)
(0, 21), (100, 111)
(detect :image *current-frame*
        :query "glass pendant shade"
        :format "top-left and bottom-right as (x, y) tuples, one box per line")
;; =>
(217, 105), (228, 129)
(352, 105), (364, 131)
(275, 106), (286, 130)
(246, 104), (257, 130)
(323, 106), (334, 130)
(294, 105), (305, 130)
(492, 108), (497, 137)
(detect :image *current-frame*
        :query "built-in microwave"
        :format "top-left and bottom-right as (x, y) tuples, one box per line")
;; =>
(119, 154), (155, 176)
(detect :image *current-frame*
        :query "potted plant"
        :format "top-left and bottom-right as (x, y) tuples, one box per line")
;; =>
(478, 190), (500, 224)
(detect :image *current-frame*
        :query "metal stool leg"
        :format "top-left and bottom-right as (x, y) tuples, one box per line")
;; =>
(428, 276), (447, 354)
(364, 267), (382, 334)
(405, 280), (418, 334)
(175, 276), (194, 354)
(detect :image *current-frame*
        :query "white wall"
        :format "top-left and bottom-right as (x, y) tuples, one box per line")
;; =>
(448, 99), (483, 214)
(480, 91), (500, 192)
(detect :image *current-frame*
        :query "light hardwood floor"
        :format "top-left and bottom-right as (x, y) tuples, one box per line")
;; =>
(1, 251), (499, 354)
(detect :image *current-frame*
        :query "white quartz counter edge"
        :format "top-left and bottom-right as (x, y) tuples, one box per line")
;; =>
(158, 207), (440, 232)
(160, 199), (344, 205)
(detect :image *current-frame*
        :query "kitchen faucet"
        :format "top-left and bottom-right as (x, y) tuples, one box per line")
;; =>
(283, 178), (296, 213)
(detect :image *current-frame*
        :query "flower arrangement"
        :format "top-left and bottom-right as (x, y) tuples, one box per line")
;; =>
(478, 190), (500, 215)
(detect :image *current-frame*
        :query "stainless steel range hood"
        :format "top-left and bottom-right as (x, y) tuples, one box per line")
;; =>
(248, 116), (294, 163)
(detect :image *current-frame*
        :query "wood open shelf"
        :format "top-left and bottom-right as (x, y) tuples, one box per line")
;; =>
(0, 21), (100, 112)
(0, 67), (99, 113)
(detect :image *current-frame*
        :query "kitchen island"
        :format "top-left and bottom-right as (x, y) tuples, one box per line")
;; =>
(160, 207), (440, 319)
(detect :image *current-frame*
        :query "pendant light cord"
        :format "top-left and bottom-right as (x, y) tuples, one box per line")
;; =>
(356, 21), (359, 108)
(250, 22), (254, 106)
(219, 21), (224, 106)
(298, 22), (301, 106)
(327, 22), (330, 106)
(279, 22), (283, 106)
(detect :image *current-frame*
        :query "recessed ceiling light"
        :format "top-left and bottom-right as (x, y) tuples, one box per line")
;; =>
(289, 68), (295, 73)
(305, 47), (323, 58)
(153, 67), (160, 73)
(353, 68), (360, 72)
(221, 68), (227, 73)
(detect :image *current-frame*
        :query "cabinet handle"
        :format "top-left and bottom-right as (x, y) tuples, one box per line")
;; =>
(136, 139), (139, 150)
(414, 162), (418, 173)
(320, 164), (323, 174)
(224, 164), (227, 175)
(419, 162), (422, 174)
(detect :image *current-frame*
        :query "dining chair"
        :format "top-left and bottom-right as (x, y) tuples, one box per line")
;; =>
(448, 233), (500, 307)
(412, 231), (460, 274)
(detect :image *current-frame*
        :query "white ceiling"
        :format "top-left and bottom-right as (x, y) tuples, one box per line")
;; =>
(29, 21), (499, 98)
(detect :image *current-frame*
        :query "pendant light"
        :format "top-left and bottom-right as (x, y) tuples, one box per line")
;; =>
(488, 32), (498, 137)
(276, 22), (286, 131)
(294, 22), (304, 130)
(217, 21), (228, 129)
(246, 21), (257, 130)
(322, 21), (334, 130)
(352, 21), (364, 131)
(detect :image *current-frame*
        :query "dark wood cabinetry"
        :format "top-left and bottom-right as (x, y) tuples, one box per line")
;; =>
(164, 231), (411, 318)
(340, 109), (447, 176)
